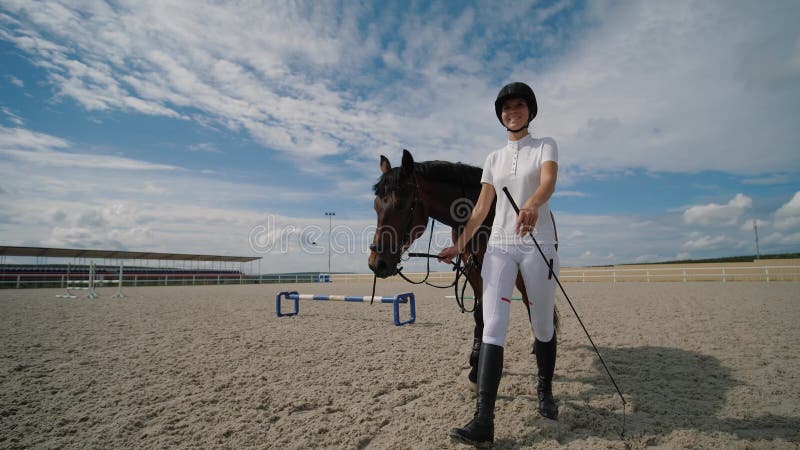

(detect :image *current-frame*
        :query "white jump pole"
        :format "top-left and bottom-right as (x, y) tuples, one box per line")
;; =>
(86, 262), (99, 299)
(111, 263), (126, 299)
(56, 263), (77, 299)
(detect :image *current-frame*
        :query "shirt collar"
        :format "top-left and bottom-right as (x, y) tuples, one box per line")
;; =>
(506, 134), (533, 150)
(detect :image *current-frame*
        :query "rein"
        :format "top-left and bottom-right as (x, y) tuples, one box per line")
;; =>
(395, 175), (477, 312)
(370, 218), (478, 313)
(370, 173), (478, 312)
(404, 249), (477, 314)
(398, 219), (479, 314)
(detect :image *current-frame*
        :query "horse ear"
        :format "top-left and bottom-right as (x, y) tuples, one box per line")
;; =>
(380, 155), (391, 174)
(401, 149), (414, 176)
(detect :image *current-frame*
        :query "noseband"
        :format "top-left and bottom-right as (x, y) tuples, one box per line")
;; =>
(370, 173), (478, 313)
(399, 181), (420, 254)
(371, 177), (420, 259)
(368, 176), (420, 305)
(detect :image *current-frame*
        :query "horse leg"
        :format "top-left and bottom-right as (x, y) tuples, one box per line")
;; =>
(453, 224), (486, 386)
(466, 264), (483, 384)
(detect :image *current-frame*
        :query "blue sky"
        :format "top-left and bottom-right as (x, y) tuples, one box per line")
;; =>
(0, 0), (798, 273)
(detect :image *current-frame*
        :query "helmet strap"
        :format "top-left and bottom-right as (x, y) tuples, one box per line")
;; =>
(503, 109), (534, 133)
(505, 121), (530, 133)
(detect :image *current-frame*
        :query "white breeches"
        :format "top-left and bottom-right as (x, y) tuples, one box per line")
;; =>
(481, 243), (559, 347)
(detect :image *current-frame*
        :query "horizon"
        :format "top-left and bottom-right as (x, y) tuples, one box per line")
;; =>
(2, 245), (797, 274)
(1, 1), (799, 273)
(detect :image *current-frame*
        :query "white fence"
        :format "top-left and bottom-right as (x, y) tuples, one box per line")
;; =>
(0, 272), (319, 289)
(2, 265), (798, 289)
(332, 265), (800, 284)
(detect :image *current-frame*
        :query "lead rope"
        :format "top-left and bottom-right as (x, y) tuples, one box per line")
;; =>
(398, 220), (478, 313)
(403, 252), (477, 313)
(393, 176), (476, 312)
(501, 187), (627, 438)
(369, 272), (378, 305)
(397, 220), (435, 285)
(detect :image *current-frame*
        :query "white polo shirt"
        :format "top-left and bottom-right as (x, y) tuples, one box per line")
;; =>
(480, 134), (558, 246)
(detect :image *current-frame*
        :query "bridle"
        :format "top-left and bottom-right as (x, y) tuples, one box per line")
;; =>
(370, 173), (478, 312)
(369, 179), (418, 267)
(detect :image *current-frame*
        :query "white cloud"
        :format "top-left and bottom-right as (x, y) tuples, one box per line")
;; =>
(1, 193), (382, 272)
(682, 235), (733, 251)
(44, 226), (126, 250)
(761, 231), (800, 247)
(548, 211), (691, 266)
(629, 220), (655, 229)
(773, 191), (800, 230)
(0, 126), (182, 171)
(633, 254), (662, 264)
(743, 174), (794, 185)
(7, 75), (24, 87)
(0, 1), (393, 160)
(1, 2), (799, 270)
(0, 126), (68, 151)
(535, 1), (800, 174)
(683, 194), (752, 226)
(1, 107), (24, 126)
(186, 142), (221, 153)
(553, 190), (590, 198)
(740, 218), (769, 232)
(1, 1), (796, 173)
(0, 124), (384, 272)
(1, 147), (181, 171)
(564, 230), (585, 240)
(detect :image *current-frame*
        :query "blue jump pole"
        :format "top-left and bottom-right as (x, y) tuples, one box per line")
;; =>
(275, 291), (415, 326)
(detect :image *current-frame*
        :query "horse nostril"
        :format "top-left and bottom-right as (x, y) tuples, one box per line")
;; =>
(369, 244), (377, 252)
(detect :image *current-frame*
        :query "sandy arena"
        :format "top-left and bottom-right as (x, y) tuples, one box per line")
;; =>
(1, 281), (798, 449)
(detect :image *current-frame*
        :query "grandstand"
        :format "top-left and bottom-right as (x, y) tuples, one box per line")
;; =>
(0, 245), (260, 289)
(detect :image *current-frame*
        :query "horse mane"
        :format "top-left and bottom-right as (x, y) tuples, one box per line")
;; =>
(373, 161), (482, 197)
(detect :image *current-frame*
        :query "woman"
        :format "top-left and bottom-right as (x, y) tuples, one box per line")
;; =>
(438, 81), (560, 447)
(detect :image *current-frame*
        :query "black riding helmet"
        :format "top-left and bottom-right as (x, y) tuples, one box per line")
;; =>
(494, 82), (537, 132)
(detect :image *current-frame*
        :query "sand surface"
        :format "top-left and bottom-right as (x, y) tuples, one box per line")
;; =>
(1, 281), (799, 449)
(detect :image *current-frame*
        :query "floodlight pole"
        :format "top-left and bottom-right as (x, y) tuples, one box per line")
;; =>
(753, 219), (761, 260)
(325, 211), (335, 274)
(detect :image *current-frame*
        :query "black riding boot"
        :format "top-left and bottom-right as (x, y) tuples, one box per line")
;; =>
(468, 338), (481, 384)
(450, 343), (503, 448)
(534, 334), (558, 420)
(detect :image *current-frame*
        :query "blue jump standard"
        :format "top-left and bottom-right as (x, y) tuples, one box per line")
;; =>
(275, 291), (416, 326)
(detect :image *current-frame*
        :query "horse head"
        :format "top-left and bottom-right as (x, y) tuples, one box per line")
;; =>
(368, 149), (429, 278)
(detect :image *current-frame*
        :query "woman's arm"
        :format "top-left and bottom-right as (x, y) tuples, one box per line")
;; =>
(438, 183), (496, 263)
(515, 161), (558, 236)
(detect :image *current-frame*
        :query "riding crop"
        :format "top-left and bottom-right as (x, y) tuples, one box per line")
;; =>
(501, 187), (627, 437)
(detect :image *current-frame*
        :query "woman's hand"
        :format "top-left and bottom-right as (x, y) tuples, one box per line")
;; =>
(516, 207), (539, 236)
(437, 246), (460, 264)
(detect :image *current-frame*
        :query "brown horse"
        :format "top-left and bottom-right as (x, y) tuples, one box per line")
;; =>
(368, 149), (552, 384)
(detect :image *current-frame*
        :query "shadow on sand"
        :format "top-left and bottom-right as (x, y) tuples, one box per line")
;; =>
(496, 345), (800, 448)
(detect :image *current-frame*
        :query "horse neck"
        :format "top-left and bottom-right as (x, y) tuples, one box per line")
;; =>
(416, 177), (480, 228)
